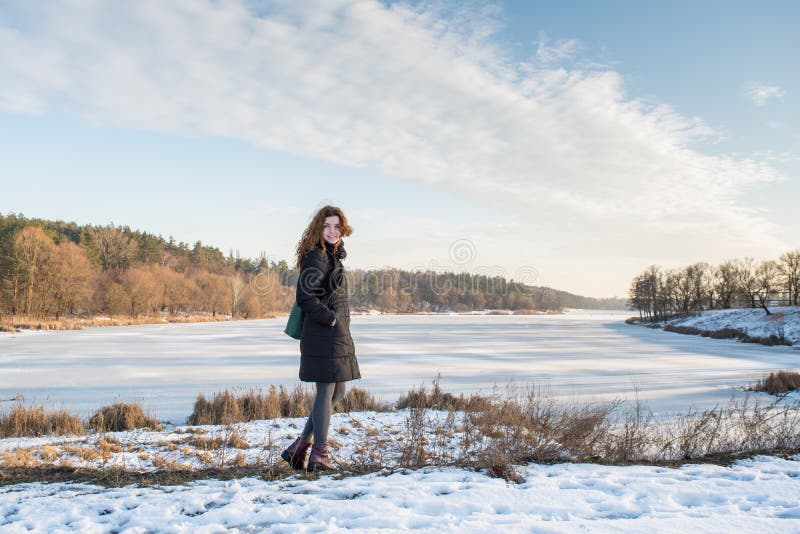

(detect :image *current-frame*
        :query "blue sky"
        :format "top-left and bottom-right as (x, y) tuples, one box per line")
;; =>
(1, 1), (797, 298)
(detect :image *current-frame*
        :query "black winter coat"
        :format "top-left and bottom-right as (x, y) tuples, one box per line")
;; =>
(296, 241), (360, 383)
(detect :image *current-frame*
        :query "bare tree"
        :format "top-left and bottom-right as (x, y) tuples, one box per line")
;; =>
(121, 266), (159, 317)
(51, 242), (96, 319)
(632, 265), (667, 321)
(779, 249), (800, 305)
(228, 272), (247, 318)
(753, 260), (780, 314)
(194, 271), (231, 317)
(14, 227), (56, 317)
(153, 264), (197, 315)
(661, 269), (680, 318)
(84, 226), (137, 271)
(688, 262), (711, 311)
(674, 267), (693, 314)
(713, 260), (740, 309)
(736, 257), (759, 308)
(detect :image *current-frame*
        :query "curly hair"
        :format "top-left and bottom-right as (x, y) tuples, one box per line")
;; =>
(295, 205), (353, 270)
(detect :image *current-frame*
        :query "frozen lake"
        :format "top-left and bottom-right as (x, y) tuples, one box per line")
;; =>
(1, 310), (797, 423)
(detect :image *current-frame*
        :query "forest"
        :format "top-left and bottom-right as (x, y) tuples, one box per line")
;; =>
(0, 213), (622, 325)
(627, 251), (800, 322)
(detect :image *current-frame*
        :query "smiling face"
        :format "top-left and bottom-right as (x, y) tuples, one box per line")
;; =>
(322, 215), (341, 246)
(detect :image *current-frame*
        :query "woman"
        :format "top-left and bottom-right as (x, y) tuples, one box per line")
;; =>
(281, 205), (360, 471)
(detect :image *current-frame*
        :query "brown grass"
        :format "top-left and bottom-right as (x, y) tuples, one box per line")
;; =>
(396, 376), (493, 412)
(3, 381), (800, 486)
(0, 404), (84, 438)
(749, 370), (800, 395)
(88, 402), (161, 432)
(188, 385), (389, 426)
(390, 381), (800, 482)
(188, 386), (312, 425)
(663, 324), (791, 346)
(0, 448), (38, 468)
(0, 313), (286, 334)
(337, 387), (391, 413)
(183, 426), (250, 451)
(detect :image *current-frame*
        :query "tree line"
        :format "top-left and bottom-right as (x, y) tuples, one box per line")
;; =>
(627, 250), (800, 322)
(0, 213), (291, 321)
(0, 213), (622, 322)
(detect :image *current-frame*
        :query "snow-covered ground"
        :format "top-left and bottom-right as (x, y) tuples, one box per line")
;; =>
(0, 411), (417, 474)
(659, 305), (800, 346)
(3, 311), (800, 530)
(2, 456), (799, 533)
(2, 409), (800, 532)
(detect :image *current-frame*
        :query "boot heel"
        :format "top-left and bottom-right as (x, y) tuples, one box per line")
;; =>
(308, 443), (334, 471)
(281, 437), (311, 470)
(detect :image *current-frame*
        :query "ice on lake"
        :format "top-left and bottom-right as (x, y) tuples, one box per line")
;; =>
(1, 310), (796, 423)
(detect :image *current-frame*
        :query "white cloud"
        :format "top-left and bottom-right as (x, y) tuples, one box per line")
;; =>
(535, 31), (581, 65)
(0, 0), (790, 294)
(744, 82), (786, 106)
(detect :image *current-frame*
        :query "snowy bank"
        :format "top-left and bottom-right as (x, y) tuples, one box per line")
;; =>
(2, 406), (800, 531)
(634, 306), (800, 346)
(2, 456), (799, 532)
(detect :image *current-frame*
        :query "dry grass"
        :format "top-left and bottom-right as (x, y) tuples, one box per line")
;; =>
(0, 404), (84, 438)
(188, 385), (389, 426)
(663, 324), (791, 346)
(749, 370), (800, 395)
(390, 381), (800, 482)
(89, 402), (161, 432)
(3, 381), (800, 486)
(0, 313), (284, 334)
(0, 448), (39, 468)
(337, 387), (391, 413)
(188, 386), (313, 425)
(396, 376), (492, 412)
(183, 426), (250, 451)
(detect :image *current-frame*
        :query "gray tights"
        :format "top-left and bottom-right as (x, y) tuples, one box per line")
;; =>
(300, 382), (346, 444)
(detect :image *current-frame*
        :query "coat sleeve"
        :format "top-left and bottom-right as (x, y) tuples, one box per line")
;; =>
(296, 249), (336, 326)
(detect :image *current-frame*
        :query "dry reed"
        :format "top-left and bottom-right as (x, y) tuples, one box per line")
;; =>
(89, 402), (161, 432)
(188, 385), (388, 425)
(749, 370), (800, 395)
(0, 404), (84, 438)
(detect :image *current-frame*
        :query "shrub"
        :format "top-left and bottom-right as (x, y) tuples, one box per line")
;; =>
(663, 324), (791, 346)
(391, 380), (800, 479)
(750, 370), (800, 395)
(0, 404), (84, 438)
(89, 402), (160, 432)
(188, 386), (315, 425)
(337, 387), (391, 413)
(396, 376), (492, 412)
(188, 385), (392, 426)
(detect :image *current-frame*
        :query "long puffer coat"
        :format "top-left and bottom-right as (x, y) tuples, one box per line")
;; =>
(296, 241), (360, 383)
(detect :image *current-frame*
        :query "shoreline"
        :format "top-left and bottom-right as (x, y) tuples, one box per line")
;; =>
(627, 305), (800, 348)
(0, 308), (611, 334)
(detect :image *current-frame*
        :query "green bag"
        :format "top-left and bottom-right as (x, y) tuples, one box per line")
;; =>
(284, 302), (304, 339)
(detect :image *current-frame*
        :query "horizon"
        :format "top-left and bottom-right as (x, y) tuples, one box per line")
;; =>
(1, 1), (797, 299)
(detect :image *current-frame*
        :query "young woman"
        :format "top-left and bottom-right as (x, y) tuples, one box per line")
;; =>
(281, 205), (360, 471)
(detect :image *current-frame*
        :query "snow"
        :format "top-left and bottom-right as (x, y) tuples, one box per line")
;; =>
(661, 306), (800, 346)
(2, 411), (800, 531)
(2, 311), (800, 531)
(1, 453), (799, 532)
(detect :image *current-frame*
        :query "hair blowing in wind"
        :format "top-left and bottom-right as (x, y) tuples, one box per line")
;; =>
(294, 205), (353, 270)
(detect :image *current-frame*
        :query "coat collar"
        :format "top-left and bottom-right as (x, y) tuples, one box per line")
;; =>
(322, 240), (347, 260)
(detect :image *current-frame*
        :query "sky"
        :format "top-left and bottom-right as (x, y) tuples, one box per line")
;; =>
(0, 0), (797, 299)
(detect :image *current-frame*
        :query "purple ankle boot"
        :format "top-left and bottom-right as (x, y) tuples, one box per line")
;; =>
(281, 437), (312, 469)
